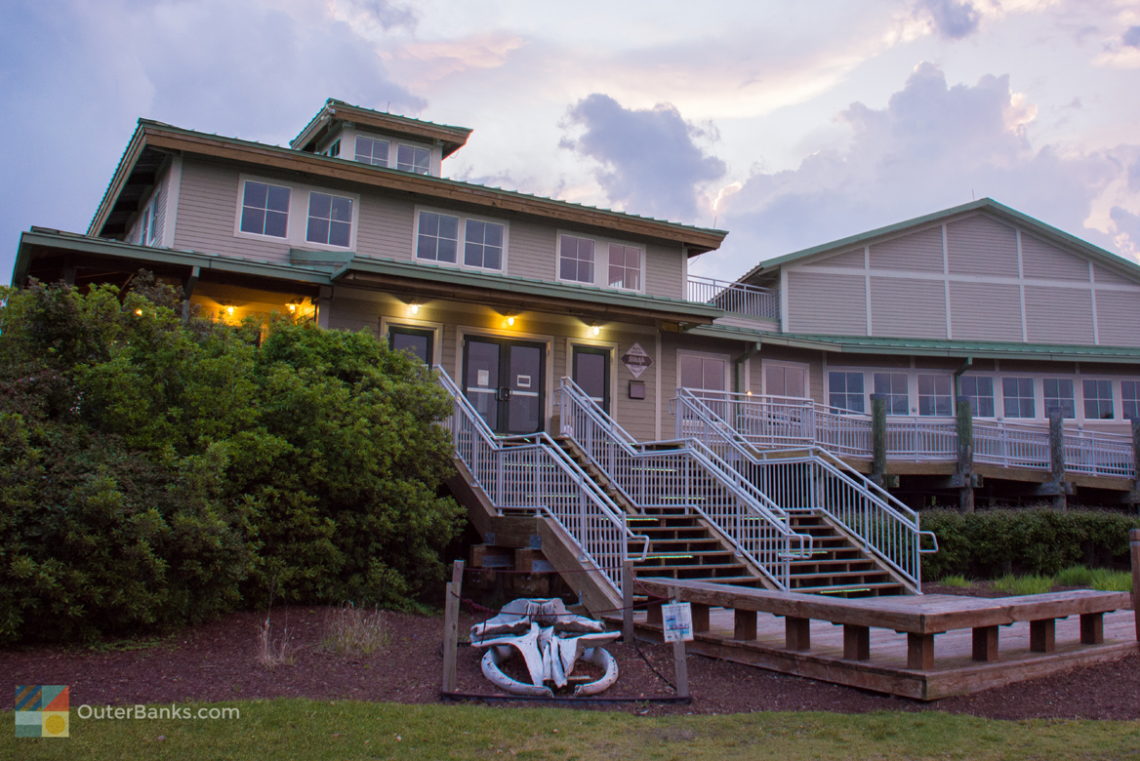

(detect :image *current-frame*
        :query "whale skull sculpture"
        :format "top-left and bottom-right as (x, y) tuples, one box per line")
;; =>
(470, 598), (620, 697)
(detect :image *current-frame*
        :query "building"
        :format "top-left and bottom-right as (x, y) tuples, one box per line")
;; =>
(12, 100), (1140, 604)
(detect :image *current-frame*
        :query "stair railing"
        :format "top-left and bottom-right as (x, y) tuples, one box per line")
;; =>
(559, 377), (810, 590)
(436, 367), (648, 594)
(675, 389), (937, 592)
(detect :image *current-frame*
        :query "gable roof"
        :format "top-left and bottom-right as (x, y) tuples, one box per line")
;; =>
(89, 118), (727, 254)
(738, 197), (1140, 284)
(290, 98), (473, 157)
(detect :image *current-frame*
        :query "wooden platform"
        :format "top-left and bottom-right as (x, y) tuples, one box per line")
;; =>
(634, 578), (1137, 700)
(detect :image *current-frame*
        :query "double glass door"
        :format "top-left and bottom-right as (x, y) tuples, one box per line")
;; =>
(463, 337), (545, 434)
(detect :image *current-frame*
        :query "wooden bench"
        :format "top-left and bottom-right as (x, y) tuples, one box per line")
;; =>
(637, 578), (1132, 670)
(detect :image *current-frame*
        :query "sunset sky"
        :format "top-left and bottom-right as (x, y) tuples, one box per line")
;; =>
(2, 0), (1139, 284)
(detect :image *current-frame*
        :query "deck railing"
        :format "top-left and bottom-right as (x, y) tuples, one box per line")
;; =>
(686, 275), (780, 321)
(559, 377), (809, 590)
(436, 367), (648, 594)
(676, 390), (934, 591)
(682, 389), (1136, 480)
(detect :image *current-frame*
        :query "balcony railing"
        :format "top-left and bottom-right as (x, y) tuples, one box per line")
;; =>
(687, 275), (779, 321)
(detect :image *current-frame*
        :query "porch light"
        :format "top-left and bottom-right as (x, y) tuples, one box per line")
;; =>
(500, 310), (519, 328)
(406, 300), (422, 316)
(587, 321), (602, 337)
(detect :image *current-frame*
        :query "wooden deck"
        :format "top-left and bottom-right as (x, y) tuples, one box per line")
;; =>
(633, 579), (1137, 700)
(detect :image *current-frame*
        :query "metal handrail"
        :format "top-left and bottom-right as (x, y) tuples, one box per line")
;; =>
(435, 367), (648, 594)
(686, 274), (780, 320)
(559, 377), (809, 590)
(675, 389), (932, 591)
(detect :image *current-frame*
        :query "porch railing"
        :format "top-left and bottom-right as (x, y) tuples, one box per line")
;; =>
(682, 389), (1136, 480)
(559, 377), (809, 590)
(436, 367), (648, 594)
(675, 390), (936, 591)
(686, 275), (780, 321)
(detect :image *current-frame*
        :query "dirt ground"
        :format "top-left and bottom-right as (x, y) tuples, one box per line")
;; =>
(3, 597), (1138, 720)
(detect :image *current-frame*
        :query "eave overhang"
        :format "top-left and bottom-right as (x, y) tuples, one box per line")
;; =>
(291, 99), (473, 157)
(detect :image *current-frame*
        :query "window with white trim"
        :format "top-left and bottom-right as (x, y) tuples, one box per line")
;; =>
(1002, 377), (1035, 418)
(1042, 378), (1075, 418)
(873, 372), (908, 415)
(324, 139), (341, 158)
(607, 244), (642, 290)
(415, 209), (505, 271)
(397, 144), (430, 174)
(355, 136), (388, 166)
(1123, 381), (1140, 421)
(240, 181), (290, 238)
(306, 192), (353, 247)
(960, 376), (994, 417)
(1082, 379), (1114, 420)
(828, 371), (865, 413)
(559, 235), (595, 283)
(918, 374), (953, 416)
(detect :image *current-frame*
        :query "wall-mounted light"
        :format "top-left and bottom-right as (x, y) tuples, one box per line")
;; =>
(407, 300), (422, 317)
(225, 305), (235, 317)
(500, 310), (519, 328)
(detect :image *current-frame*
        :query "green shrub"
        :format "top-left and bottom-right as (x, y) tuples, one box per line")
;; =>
(991, 573), (1053, 595)
(1054, 565), (1095, 587)
(921, 508), (1140, 581)
(936, 574), (971, 587)
(1089, 568), (1132, 592)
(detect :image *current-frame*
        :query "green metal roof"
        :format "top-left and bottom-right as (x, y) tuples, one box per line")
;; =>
(738, 197), (1140, 283)
(291, 97), (474, 149)
(690, 322), (1140, 364)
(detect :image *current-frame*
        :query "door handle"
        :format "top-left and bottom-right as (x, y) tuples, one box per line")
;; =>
(497, 387), (512, 401)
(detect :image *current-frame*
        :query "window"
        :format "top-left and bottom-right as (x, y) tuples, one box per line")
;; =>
(1002, 377), (1035, 418)
(960, 376), (995, 417)
(324, 139), (341, 158)
(416, 211), (459, 263)
(464, 219), (504, 270)
(388, 325), (433, 364)
(828, 371), (865, 413)
(240, 181), (290, 238)
(1042, 378), (1075, 418)
(397, 144), (430, 174)
(1123, 381), (1140, 420)
(355, 136), (388, 166)
(1083, 379), (1114, 420)
(138, 197), (159, 246)
(680, 354), (728, 391)
(608, 244), (642, 290)
(918, 374), (952, 416)
(873, 372), (908, 415)
(559, 235), (595, 283)
(306, 192), (353, 247)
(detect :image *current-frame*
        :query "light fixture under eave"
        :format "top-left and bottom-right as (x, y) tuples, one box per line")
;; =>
(406, 300), (422, 317)
(500, 310), (519, 328)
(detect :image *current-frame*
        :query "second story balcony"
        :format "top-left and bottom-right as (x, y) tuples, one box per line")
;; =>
(687, 274), (779, 323)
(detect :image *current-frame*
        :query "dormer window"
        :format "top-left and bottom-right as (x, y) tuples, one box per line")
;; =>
(355, 135), (389, 167)
(397, 144), (430, 175)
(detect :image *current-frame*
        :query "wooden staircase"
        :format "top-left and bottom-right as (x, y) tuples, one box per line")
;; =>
(786, 511), (907, 597)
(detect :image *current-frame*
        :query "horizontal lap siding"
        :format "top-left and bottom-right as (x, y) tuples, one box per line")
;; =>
(506, 220), (555, 281)
(869, 227), (943, 272)
(805, 247), (864, 268)
(947, 216), (1017, 276)
(1092, 264), (1135, 286)
(1096, 291), (1140, 347)
(1024, 286), (1095, 344)
(175, 161), (291, 264)
(645, 243), (685, 300)
(609, 327), (664, 440)
(1021, 234), (1089, 280)
(786, 271), (867, 335)
(357, 197), (413, 260)
(949, 281), (1023, 341)
(869, 276), (947, 338)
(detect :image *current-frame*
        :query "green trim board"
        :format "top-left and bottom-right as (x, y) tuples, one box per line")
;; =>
(691, 322), (1140, 364)
(737, 197), (1140, 284)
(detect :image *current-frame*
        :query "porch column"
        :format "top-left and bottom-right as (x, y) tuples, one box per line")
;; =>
(955, 397), (975, 514)
(870, 394), (889, 487)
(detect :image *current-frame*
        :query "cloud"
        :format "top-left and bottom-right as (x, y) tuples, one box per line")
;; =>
(711, 63), (1139, 277)
(914, 0), (981, 39)
(1124, 26), (1140, 47)
(561, 94), (726, 221)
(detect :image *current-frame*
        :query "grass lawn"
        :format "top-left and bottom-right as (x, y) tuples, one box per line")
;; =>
(4, 700), (1139, 760)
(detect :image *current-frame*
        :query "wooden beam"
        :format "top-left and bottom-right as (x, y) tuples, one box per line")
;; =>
(870, 394), (888, 487)
(691, 603), (711, 634)
(441, 560), (465, 693)
(1029, 619), (1056, 653)
(622, 559), (635, 643)
(733, 609), (757, 641)
(843, 624), (870, 661)
(1079, 612), (1104, 645)
(785, 616), (810, 651)
(907, 633), (936, 670)
(1047, 409), (1067, 511)
(971, 626), (999, 662)
(956, 396), (975, 514)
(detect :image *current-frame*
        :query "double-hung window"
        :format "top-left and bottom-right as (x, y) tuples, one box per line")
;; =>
(354, 136), (387, 166)
(1042, 378), (1075, 418)
(1082, 379), (1114, 420)
(415, 210), (505, 271)
(240, 181), (290, 238)
(1002, 377), (1035, 418)
(464, 219), (504, 270)
(559, 234), (644, 292)
(960, 376), (995, 417)
(1123, 381), (1140, 420)
(608, 244), (642, 290)
(397, 144), (430, 174)
(873, 372), (908, 415)
(828, 371), (865, 413)
(416, 211), (459, 263)
(306, 192), (353, 247)
(918, 374), (952, 416)
(559, 235), (595, 283)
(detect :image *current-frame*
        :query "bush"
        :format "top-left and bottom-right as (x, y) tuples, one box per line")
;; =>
(0, 278), (461, 644)
(921, 508), (1140, 580)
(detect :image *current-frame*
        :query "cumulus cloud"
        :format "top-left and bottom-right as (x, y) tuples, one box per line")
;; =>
(711, 63), (1139, 277)
(914, 0), (981, 39)
(561, 94), (726, 221)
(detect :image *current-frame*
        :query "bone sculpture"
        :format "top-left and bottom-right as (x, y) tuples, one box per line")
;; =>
(470, 598), (620, 697)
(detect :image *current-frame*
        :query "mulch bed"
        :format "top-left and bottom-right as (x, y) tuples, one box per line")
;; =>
(3, 597), (1138, 720)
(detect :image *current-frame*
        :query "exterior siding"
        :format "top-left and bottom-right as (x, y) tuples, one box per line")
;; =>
(947, 215), (1018, 276)
(505, 220), (555, 282)
(786, 271), (867, 335)
(357, 195), (414, 260)
(1096, 290), (1140, 347)
(949, 281), (1023, 341)
(804, 247), (864, 268)
(1024, 285), (1095, 344)
(645, 242), (685, 300)
(869, 276), (947, 338)
(868, 227), (943, 272)
(1021, 233), (1090, 281)
(1092, 264), (1135, 286)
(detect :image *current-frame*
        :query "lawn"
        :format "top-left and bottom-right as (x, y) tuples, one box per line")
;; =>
(4, 700), (1139, 761)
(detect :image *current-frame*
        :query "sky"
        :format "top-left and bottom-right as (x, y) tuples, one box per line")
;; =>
(2, 0), (1140, 285)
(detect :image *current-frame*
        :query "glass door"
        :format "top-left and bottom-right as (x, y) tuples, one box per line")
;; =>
(572, 345), (611, 414)
(463, 337), (545, 434)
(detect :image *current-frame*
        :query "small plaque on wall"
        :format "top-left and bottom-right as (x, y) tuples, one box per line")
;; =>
(628, 380), (646, 400)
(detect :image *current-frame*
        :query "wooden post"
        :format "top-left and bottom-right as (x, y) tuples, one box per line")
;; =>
(1048, 409), (1067, 511)
(785, 616), (811, 651)
(907, 633), (935, 670)
(441, 559), (465, 693)
(1130, 421), (1140, 512)
(690, 603), (710, 634)
(621, 559), (635, 643)
(668, 589), (689, 699)
(842, 624), (870, 661)
(956, 397), (975, 514)
(1029, 618), (1056, 652)
(971, 626), (998, 662)
(1131, 528), (1140, 642)
(871, 394), (888, 487)
(733, 609), (757, 640)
